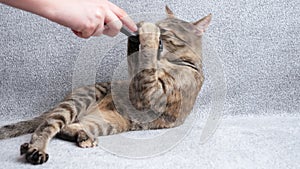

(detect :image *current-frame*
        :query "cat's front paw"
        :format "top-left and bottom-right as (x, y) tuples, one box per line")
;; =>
(138, 22), (160, 45)
(20, 143), (49, 165)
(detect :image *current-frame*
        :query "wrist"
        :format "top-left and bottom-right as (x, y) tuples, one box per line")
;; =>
(27, 0), (58, 22)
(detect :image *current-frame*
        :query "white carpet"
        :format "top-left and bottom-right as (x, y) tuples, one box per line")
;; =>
(0, 115), (299, 169)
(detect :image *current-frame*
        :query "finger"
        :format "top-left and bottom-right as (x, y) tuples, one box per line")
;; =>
(72, 30), (86, 38)
(107, 1), (137, 32)
(120, 15), (138, 32)
(81, 12), (105, 38)
(103, 11), (122, 37)
(107, 1), (127, 18)
(81, 27), (96, 38)
(91, 18), (106, 36)
(81, 22), (103, 38)
(92, 24), (106, 36)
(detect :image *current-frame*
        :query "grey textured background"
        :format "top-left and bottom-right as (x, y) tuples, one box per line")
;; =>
(0, 0), (299, 120)
(0, 0), (299, 168)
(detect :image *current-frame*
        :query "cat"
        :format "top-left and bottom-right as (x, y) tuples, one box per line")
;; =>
(0, 6), (211, 165)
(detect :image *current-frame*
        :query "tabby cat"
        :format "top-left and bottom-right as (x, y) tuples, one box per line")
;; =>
(0, 6), (211, 165)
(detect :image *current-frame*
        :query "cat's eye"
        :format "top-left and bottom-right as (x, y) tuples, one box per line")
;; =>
(163, 37), (185, 47)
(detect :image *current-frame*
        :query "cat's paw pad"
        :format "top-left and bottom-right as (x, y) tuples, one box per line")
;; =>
(138, 22), (159, 33)
(138, 22), (160, 44)
(20, 143), (49, 165)
(77, 130), (98, 148)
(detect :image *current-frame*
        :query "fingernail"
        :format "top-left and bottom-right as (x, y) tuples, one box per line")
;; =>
(133, 24), (138, 31)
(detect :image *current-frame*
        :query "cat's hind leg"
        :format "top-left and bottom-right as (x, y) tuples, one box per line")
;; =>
(57, 123), (98, 148)
(76, 130), (98, 148)
(56, 123), (82, 142)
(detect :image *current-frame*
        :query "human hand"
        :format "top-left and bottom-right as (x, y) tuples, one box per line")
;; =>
(1, 0), (137, 38)
(47, 0), (137, 38)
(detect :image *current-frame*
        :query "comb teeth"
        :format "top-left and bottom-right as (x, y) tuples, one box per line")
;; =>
(128, 35), (140, 43)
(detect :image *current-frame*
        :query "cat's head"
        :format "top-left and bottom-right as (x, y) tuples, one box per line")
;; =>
(156, 6), (211, 61)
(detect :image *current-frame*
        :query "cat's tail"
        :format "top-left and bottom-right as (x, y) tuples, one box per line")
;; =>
(0, 116), (45, 140)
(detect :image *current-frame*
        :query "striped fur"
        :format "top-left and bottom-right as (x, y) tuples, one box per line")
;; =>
(0, 7), (211, 164)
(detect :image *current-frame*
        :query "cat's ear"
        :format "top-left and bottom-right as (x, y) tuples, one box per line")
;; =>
(193, 14), (212, 36)
(165, 5), (175, 18)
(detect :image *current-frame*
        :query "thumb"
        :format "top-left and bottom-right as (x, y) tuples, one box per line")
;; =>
(103, 11), (122, 37)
